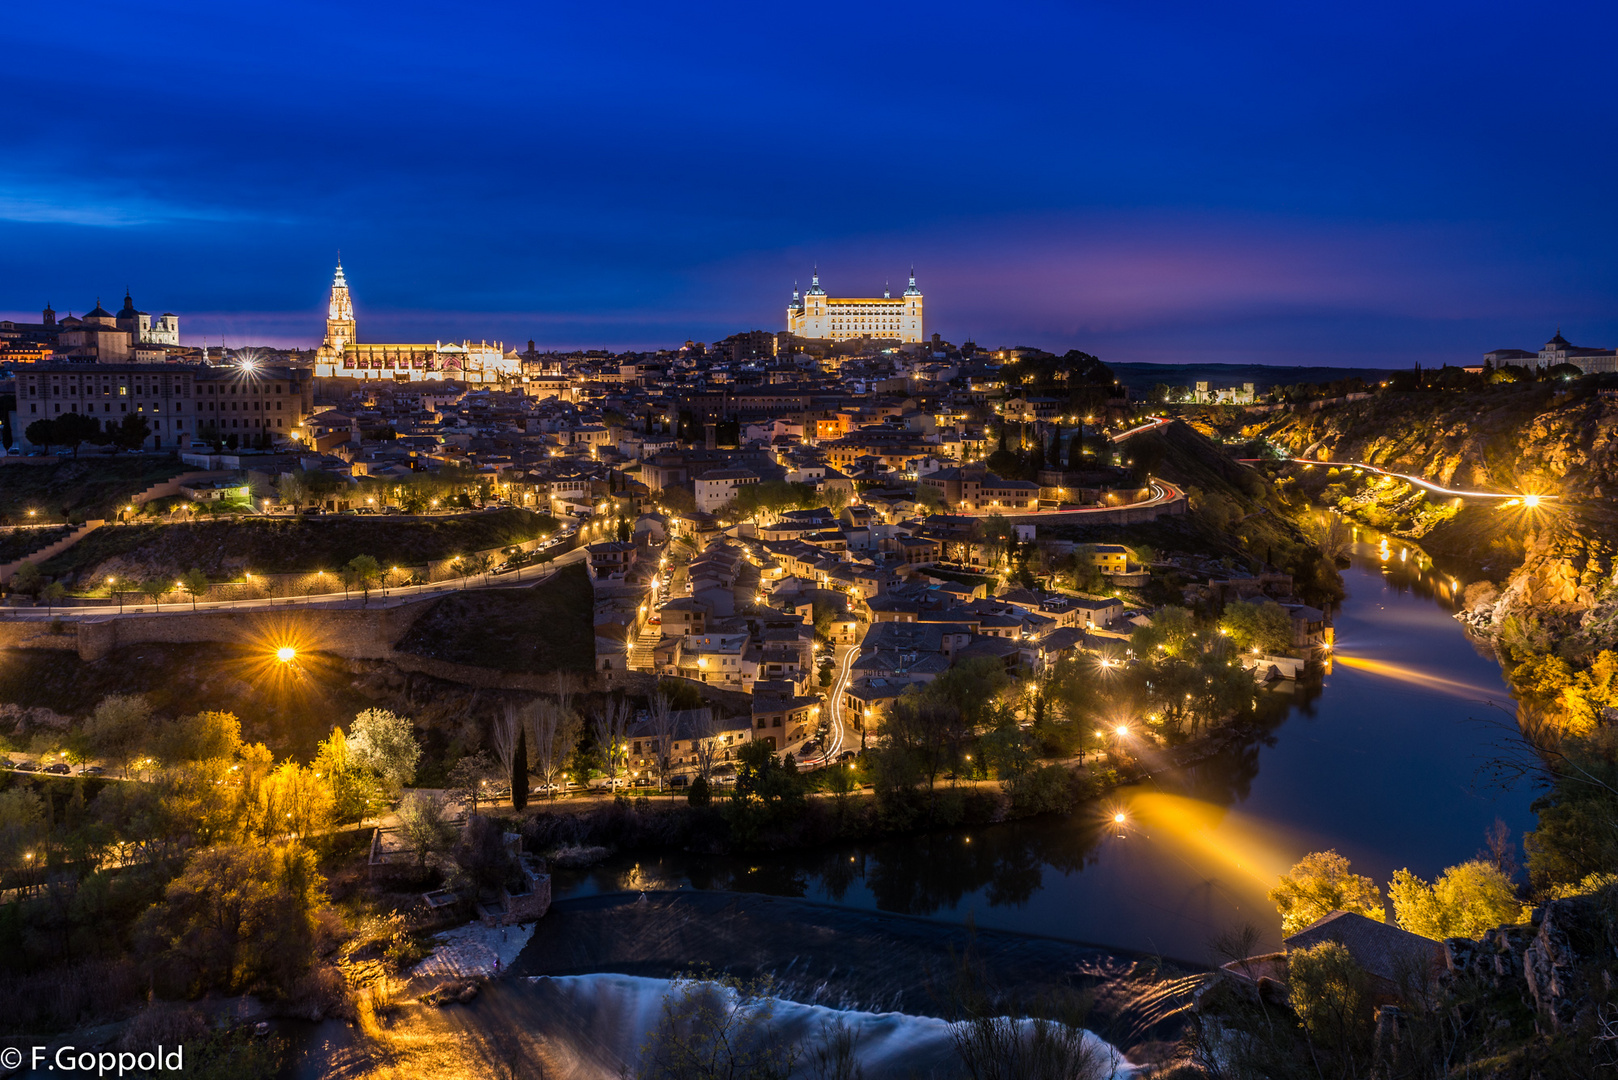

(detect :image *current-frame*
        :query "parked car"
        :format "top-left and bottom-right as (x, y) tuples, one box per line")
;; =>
(15, 760), (40, 772)
(44, 763), (72, 775)
(300, 506), (322, 516)
(81, 765), (106, 776)
(631, 776), (652, 788)
(0, 758), (15, 769)
(837, 750), (857, 763)
(669, 774), (689, 788)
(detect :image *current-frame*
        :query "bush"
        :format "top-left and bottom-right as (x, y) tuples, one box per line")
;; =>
(1004, 764), (1076, 817)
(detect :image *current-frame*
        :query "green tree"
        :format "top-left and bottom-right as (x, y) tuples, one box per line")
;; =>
(346, 709), (420, 794)
(1222, 599), (1295, 657)
(85, 693), (153, 778)
(10, 561), (44, 596)
(1287, 940), (1372, 1065)
(1269, 850), (1385, 936)
(137, 843), (325, 996)
(395, 792), (456, 871)
(40, 580), (66, 613)
(139, 577), (170, 608)
(179, 568), (210, 610)
(153, 710), (244, 765)
(343, 555), (381, 604)
(51, 412), (104, 458)
(725, 739), (805, 848)
(112, 412), (152, 452)
(1388, 860), (1521, 940)
(24, 417), (58, 453)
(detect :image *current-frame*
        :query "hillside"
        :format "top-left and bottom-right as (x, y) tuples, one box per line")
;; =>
(1056, 420), (1344, 605)
(0, 456), (188, 524)
(394, 562), (595, 673)
(36, 508), (560, 584)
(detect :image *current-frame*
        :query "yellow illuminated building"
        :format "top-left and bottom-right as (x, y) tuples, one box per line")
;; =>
(787, 269), (924, 344)
(314, 261), (519, 382)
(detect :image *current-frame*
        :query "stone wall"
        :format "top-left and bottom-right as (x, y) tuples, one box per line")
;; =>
(74, 600), (435, 662)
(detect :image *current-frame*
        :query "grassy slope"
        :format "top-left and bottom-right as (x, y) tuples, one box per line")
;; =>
(0, 641), (488, 760)
(37, 508), (560, 582)
(0, 526), (71, 562)
(0, 456), (188, 524)
(394, 561), (595, 674)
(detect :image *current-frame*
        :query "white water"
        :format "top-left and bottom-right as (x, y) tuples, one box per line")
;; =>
(521, 972), (1138, 1079)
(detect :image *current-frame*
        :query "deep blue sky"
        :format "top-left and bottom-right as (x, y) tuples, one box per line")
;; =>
(4, 1), (1615, 364)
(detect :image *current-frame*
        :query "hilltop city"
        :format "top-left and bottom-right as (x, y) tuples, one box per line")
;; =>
(1, 264), (1616, 1078)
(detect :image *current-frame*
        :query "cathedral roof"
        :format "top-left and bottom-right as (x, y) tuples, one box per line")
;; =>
(84, 301), (114, 319)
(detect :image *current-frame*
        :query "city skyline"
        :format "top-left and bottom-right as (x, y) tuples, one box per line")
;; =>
(4, 1), (1617, 364)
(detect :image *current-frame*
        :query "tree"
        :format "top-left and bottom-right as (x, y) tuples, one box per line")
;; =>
(1388, 860), (1521, 940)
(638, 973), (800, 1080)
(725, 739), (805, 848)
(139, 577), (169, 609)
(645, 692), (680, 790)
(528, 700), (577, 800)
(137, 842), (325, 996)
(86, 693), (153, 778)
(342, 555), (382, 604)
(396, 792), (456, 871)
(1269, 850), (1385, 936)
(179, 568), (210, 610)
(346, 709), (421, 794)
(1287, 941), (1372, 1066)
(446, 750), (500, 816)
(1222, 600), (1295, 657)
(312, 726), (381, 827)
(153, 710), (244, 766)
(687, 709), (725, 782)
(112, 413), (152, 452)
(24, 417), (58, 454)
(591, 695), (632, 785)
(492, 701), (527, 809)
(50, 412), (104, 458)
(10, 561), (44, 597)
(40, 580), (66, 614)
(252, 761), (334, 841)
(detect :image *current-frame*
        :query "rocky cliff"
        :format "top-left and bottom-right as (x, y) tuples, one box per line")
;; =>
(1238, 384), (1618, 654)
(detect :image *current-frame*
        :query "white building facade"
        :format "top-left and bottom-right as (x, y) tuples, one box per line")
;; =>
(787, 270), (923, 344)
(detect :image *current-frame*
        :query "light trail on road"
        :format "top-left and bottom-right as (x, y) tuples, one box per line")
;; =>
(1275, 458), (1555, 502)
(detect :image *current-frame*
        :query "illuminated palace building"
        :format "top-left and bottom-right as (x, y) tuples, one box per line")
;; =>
(786, 270), (923, 343)
(313, 262), (520, 382)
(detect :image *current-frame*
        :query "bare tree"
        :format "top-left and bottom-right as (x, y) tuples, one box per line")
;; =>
(646, 691), (680, 791)
(492, 701), (523, 806)
(591, 695), (631, 786)
(688, 707), (724, 783)
(528, 699), (574, 799)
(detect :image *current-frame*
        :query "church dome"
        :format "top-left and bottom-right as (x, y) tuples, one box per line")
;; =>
(85, 301), (113, 319)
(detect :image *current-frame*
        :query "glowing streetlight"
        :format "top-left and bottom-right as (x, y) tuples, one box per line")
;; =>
(1114, 812), (1126, 824)
(1115, 724), (1129, 737)
(1523, 493), (1541, 509)
(276, 645), (296, 663)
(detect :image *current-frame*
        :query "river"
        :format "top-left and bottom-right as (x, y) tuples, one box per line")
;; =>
(550, 547), (1537, 966)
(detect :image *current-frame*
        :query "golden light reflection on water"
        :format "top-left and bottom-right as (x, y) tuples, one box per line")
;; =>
(1332, 654), (1499, 700)
(1124, 792), (1299, 889)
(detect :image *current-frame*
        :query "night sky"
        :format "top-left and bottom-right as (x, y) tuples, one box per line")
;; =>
(4, 1), (1614, 364)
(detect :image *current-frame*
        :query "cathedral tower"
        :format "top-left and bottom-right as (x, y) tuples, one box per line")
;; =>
(324, 260), (355, 353)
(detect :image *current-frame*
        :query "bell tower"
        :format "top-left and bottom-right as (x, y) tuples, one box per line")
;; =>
(324, 259), (355, 353)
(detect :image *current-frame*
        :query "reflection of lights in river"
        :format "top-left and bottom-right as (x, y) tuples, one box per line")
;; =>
(1332, 654), (1500, 699)
(1124, 793), (1297, 888)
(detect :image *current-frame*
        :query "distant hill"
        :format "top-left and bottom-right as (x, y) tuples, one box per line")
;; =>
(1107, 362), (1398, 396)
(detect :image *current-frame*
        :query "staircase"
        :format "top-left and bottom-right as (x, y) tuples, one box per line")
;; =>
(629, 623), (663, 671)
(0, 520), (105, 585)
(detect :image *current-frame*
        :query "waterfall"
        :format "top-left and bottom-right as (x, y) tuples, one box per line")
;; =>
(519, 972), (1138, 1079)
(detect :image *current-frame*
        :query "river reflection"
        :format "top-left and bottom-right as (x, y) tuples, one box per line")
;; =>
(552, 557), (1535, 966)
